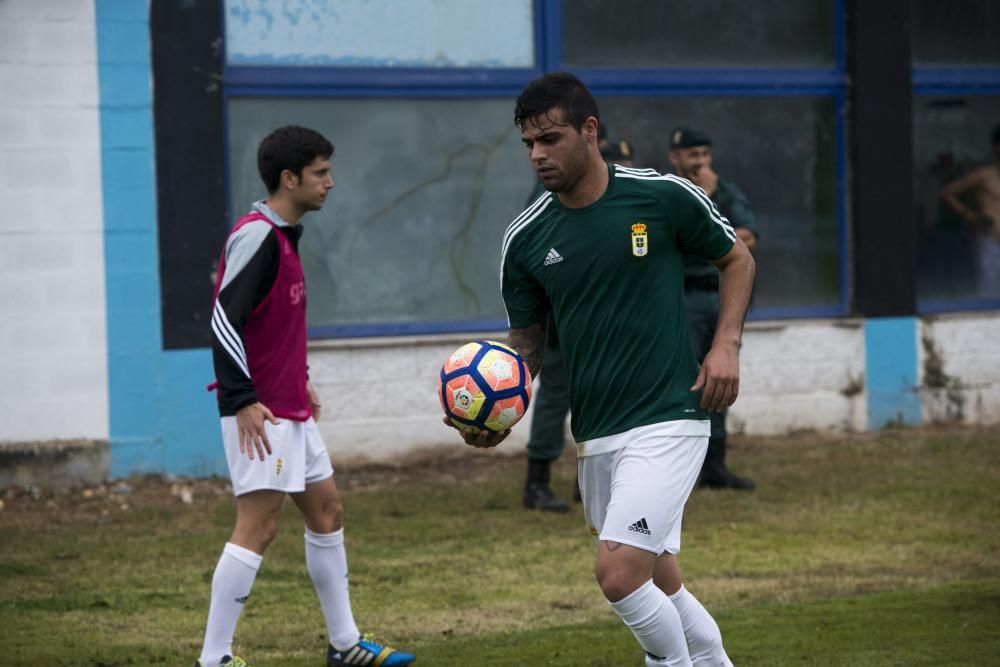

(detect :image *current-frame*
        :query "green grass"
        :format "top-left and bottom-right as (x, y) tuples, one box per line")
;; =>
(2, 428), (999, 665)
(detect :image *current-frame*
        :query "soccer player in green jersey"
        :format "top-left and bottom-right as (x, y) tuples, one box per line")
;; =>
(450, 73), (755, 665)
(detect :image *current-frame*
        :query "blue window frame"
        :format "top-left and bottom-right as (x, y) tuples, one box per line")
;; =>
(222, 0), (851, 337)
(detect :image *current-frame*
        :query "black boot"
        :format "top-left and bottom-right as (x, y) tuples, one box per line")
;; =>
(699, 437), (755, 491)
(523, 459), (569, 512)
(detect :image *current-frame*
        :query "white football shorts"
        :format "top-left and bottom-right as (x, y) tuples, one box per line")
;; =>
(578, 420), (710, 555)
(221, 416), (334, 496)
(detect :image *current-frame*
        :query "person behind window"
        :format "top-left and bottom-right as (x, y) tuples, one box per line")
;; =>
(669, 127), (759, 491)
(940, 124), (1000, 299)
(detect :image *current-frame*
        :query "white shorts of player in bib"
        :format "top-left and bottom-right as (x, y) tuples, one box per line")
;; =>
(578, 420), (710, 555)
(221, 416), (334, 496)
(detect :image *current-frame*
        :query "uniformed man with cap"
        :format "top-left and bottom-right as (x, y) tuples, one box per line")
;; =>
(669, 126), (758, 490)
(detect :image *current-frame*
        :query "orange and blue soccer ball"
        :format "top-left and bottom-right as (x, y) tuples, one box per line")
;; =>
(439, 340), (532, 433)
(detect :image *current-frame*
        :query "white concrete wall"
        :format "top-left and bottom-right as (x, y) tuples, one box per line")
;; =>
(309, 319), (871, 461)
(729, 319), (868, 435)
(0, 0), (108, 442)
(919, 312), (1000, 426)
(309, 332), (537, 461)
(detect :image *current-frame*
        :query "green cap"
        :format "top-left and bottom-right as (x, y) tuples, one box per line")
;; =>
(670, 126), (712, 149)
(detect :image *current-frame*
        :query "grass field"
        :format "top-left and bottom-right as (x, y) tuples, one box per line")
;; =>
(2, 427), (999, 666)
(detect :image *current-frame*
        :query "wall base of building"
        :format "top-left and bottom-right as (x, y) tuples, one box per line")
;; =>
(307, 312), (1000, 463)
(0, 440), (109, 491)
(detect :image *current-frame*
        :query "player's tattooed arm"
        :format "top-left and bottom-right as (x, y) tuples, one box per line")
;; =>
(508, 322), (546, 377)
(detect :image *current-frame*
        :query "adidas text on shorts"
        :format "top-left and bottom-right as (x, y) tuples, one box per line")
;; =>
(578, 420), (709, 555)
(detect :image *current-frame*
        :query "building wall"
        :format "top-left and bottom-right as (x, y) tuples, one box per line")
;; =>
(307, 321), (873, 460)
(308, 312), (1000, 460)
(728, 319), (867, 435)
(919, 312), (1000, 426)
(309, 334), (536, 460)
(1, 2), (997, 475)
(0, 0), (109, 442)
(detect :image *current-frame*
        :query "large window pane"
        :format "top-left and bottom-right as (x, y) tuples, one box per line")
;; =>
(225, 0), (534, 68)
(913, 96), (1000, 303)
(599, 97), (840, 311)
(912, 1), (1000, 66)
(227, 98), (535, 333)
(562, 0), (834, 68)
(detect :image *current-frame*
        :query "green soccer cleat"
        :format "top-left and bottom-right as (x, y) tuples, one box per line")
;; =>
(194, 656), (252, 667)
(327, 633), (416, 666)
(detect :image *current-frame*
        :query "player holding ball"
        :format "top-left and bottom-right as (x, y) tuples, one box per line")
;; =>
(446, 73), (755, 666)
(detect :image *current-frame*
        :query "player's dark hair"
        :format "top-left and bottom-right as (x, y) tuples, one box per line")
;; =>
(993, 124), (1000, 146)
(257, 125), (334, 194)
(514, 72), (600, 133)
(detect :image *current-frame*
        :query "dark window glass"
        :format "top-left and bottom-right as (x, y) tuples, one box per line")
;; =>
(912, 1), (1000, 66)
(913, 96), (1000, 303)
(599, 96), (840, 312)
(227, 98), (535, 333)
(562, 0), (835, 68)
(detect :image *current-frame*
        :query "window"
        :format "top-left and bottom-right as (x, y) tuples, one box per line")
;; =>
(225, 0), (534, 68)
(562, 0), (835, 68)
(911, 0), (1000, 311)
(599, 96), (840, 313)
(222, 0), (848, 336)
(227, 97), (534, 335)
(912, 0), (1000, 66)
(913, 96), (1000, 305)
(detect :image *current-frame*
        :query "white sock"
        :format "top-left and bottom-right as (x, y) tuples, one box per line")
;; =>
(305, 527), (361, 651)
(608, 579), (692, 667)
(199, 542), (262, 665)
(669, 585), (733, 667)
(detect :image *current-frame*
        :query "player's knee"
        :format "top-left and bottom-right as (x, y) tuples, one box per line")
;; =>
(257, 514), (281, 548)
(323, 497), (343, 529)
(595, 560), (644, 603)
(306, 496), (343, 533)
(233, 512), (281, 553)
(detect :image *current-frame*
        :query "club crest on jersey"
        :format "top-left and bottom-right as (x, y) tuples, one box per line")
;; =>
(631, 222), (648, 257)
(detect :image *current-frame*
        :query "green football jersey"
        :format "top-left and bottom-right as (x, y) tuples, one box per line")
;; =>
(501, 164), (736, 442)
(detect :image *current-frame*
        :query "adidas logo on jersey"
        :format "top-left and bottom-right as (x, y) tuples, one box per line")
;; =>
(627, 518), (651, 535)
(543, 248), (564, 266)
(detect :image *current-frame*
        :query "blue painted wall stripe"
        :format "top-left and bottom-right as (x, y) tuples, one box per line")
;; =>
(864, 317), (922, 429)
(96, 0), (222, 478)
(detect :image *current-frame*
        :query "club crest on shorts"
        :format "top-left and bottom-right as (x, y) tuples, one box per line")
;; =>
(631, 222), (648, 257)
(275, 457), (283, 477)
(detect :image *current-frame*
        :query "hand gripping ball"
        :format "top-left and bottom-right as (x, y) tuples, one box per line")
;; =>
(439, 340), (532, 433)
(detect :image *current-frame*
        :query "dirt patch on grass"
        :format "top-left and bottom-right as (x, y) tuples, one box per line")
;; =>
(1, 424), (992, 531)
(0, 444), (534, 530)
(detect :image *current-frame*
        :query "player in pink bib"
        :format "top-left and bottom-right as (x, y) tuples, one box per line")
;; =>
(197, 126), (415, 667)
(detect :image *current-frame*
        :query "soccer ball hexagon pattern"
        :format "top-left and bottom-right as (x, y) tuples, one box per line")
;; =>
(439, 340), (532, 433)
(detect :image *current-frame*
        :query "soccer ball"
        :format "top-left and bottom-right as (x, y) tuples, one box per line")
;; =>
(439, 340), (532, 433)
